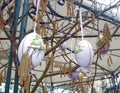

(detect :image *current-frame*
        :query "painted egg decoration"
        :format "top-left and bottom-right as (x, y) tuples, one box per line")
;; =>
(18, 32), (45, 67)
(74, 40), (94, 73)
(67, 68), (80, 80)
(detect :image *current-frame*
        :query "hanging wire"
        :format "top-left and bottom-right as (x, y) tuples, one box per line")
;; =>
(79, 8), (84, 40)
(33, 0), (40, 33)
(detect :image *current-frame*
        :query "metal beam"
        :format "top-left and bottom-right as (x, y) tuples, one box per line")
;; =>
(74, 1), (120, 25)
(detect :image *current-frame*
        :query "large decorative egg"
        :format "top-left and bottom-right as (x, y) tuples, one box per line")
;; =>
(18, 32), (45, 67)
(74, 40), (93, 73)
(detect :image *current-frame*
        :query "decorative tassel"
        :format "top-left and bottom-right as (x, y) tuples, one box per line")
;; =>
(45, 40), (49, 52)
(78, 76), (84, 92)
(67, 0), (70, 15)
(103, 23), (112, 47)
(0, 12), (5, 32)
(3, 66), (6, 82)
(77, 84), (80, 93)
(91, 12), (95, 28)
(72, 79), (75, 87)
(87, 78), (91, 87)
(0, 22), (5, 32)
(36, 21), (41, 35)
(0, 66), (7, 83)
(23, 54), (28, 81)
(50, 53), (54, 72)
(75, 23), (81, 33)
(98, 50), (102, 60)
(24, 74), (31, 93)
(107, 55), (113, 67)
(63, 63), (66, 77)
(53, 22), (58, 34)
(18, 54), (26, 85)
(40, 0), (48, 15)
(70, 2), (74, 17)
(109, 55), (113, 64)
(60, 67), (62, 78)
(67, 0), (74, 17)
(68, 62), (72, 75)
(42, 25), (47, 36)
(18, 51), (31, 92)
(97, 37), (105, 59)
(107, 57), (111, 67)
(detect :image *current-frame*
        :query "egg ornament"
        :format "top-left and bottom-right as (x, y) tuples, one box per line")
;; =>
(74, 40), (94, 73)
(67, 68), (80, 80)
(18, 32), (45, 68)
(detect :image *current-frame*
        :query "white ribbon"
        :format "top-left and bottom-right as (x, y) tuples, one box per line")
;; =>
(33, 0), (40, 32)
(79, 8), (84, 40)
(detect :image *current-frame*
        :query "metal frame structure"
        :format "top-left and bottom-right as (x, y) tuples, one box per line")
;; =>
(0, 0), (120, 93)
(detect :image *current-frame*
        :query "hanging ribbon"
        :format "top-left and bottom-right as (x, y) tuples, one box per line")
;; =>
(79, 8), (84, 40)
(33, 0), (40, 33)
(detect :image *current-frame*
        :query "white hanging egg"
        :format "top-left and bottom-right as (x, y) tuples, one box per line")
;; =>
(18, 32), (45, 67)
(74, 40), (94, 73)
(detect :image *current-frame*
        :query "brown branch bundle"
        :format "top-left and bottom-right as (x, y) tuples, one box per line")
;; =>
(18, 52), (31, 93)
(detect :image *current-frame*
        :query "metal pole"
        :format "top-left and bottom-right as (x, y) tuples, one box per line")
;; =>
(19, 0), (29, 42)
(5, 0), (21, 92)
(13, 0), (21, 91)
(5, 46), (13, 93)
(14, 0), (29, 93)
